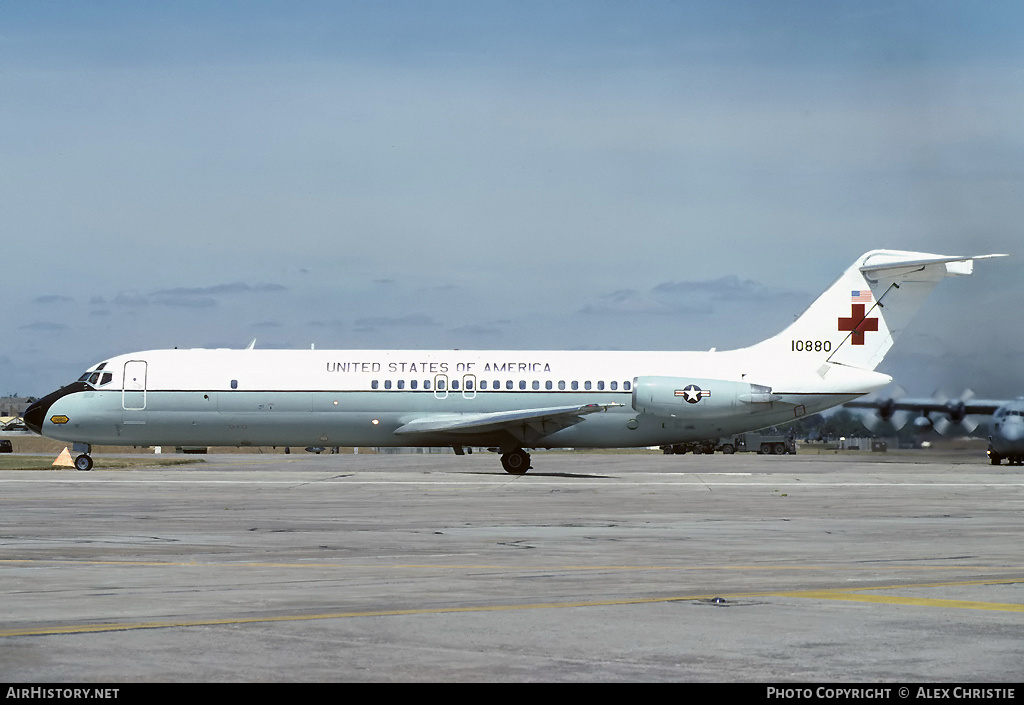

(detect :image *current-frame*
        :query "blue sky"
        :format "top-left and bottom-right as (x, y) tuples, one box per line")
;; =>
(2, 1), (1022, 399)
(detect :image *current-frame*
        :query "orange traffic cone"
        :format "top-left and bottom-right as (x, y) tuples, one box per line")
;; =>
(52, 447), (74, 468)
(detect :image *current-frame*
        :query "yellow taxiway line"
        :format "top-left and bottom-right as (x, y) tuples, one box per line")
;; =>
(2, 576), (1021, 638)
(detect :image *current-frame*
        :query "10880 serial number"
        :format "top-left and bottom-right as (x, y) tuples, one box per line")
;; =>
(791, 340), (832, 352)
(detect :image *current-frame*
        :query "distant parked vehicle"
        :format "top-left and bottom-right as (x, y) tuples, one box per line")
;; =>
(661, 431), (797, 456)
(0, 440), (13, 453)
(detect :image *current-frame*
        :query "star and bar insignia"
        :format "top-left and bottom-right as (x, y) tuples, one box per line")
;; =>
(674, 384), (711, 404)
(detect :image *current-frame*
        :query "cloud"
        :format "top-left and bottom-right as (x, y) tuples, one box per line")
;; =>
(113, 291), (149, 307)
(449, 323), (502, 336)
(578, 289), (700, 315)
(652, 275), (805, 303)
(579, 276), (806, 317)
(19, 321), (67, 331)
(154, 296), (218, 308)
(107, 282), (288, 309)
(32, 295), (73, 304)
(353, 314), (440, 330)
(150, 282), (287, 296)
(308, 319), (346, 328)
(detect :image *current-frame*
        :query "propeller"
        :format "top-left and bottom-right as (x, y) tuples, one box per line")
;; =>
(859, 385), (911, 436)
(932, 388), (980, 436)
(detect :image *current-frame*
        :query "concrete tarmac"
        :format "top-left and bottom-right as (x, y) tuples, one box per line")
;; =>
(1, 450), (1022, 683)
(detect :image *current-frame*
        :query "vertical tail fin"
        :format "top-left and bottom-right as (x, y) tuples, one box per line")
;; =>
(747, 250), (1006, 372)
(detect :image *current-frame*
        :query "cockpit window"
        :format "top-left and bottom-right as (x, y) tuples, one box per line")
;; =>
(78, 362), (114, 387)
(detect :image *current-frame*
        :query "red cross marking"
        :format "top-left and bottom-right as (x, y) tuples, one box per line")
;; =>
(837, 303), (879, 346)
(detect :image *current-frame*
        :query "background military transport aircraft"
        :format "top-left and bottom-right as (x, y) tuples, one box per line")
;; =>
(25, 249), (1004, 473)
(846, 392), (1024, 465)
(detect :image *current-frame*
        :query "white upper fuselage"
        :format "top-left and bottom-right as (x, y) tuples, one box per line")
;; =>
(102, 346), (882, 395)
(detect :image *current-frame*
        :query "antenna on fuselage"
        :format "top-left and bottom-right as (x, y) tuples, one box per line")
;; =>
(246, 338), (257, 350)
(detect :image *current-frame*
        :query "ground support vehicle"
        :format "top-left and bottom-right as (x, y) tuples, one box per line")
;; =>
(661, 432), (796, 455)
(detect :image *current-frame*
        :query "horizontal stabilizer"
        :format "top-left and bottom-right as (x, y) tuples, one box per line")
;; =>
(859, 253), (1007, 278)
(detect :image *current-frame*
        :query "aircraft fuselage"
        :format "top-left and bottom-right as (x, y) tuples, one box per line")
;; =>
(27, 348), (874, 451)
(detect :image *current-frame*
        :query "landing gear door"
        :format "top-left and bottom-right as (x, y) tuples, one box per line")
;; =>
(123, 360), (148, 411)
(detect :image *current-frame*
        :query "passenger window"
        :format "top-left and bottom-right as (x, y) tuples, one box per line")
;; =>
(519, 381), (527, 390)
(372, 380), (379, 389)
(610, 381), (617, 390)
(397, 380), (405, 389)
(597, 381), (605, 390)
(384, 380), (392, 390)
(410, 379), (418, 390)
(545, 381), (553, 390)
(558, 381), (565, 390)
(571, 381), (579, 390)
(424, 380), (431, 390)
(451, 379), (459, 390)
(624, 381), (631, 391)
(532, 381), (540, 390)
(480, 380), (487, 390)
(506, 380), (513, 390)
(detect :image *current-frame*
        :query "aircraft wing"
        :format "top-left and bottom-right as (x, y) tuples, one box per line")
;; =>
(845, 398), (1004, 416)
(393, 403), (623, 446)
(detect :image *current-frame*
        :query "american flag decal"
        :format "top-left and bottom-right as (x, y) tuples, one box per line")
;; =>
(851, 290), (872, 303)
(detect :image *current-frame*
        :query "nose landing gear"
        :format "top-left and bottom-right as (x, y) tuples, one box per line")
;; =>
(72, 443), (93, 471)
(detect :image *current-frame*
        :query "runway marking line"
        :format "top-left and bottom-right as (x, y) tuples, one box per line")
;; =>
(3, 558), (1023, 572)
(2, 577), (1021, 638)
(778, 591), (1024, 613)
(772, 577), (1024, 613)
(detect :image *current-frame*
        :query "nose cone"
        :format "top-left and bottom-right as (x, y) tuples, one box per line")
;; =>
(23, 382), (91, 436)
(1001, 420), (1024, 444)
(23, 397), (48, 435)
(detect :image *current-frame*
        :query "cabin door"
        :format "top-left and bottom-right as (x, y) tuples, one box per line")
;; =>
(122, 360), (148, 411)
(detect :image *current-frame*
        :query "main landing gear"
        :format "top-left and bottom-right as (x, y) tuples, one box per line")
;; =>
(990, 449), (1023, 466)
(500, 449), (532, 475)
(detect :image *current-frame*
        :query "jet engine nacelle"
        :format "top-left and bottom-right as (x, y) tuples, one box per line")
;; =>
(631, 376), (775, 418)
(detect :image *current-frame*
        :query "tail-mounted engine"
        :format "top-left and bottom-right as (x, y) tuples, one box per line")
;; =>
(631, 376), (776, 417)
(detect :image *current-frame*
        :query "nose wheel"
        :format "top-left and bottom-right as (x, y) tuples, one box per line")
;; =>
(500, 449), (531, 474)
(75, 454), (93, 471)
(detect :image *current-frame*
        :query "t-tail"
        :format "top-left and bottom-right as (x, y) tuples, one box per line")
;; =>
(746, 249), (1007, 372)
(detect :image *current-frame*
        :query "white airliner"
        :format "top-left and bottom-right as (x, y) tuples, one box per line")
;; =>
(25, 249), (1005, 473)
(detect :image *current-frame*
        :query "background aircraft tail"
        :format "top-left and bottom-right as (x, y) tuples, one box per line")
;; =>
(746, 250), (1005, 372)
